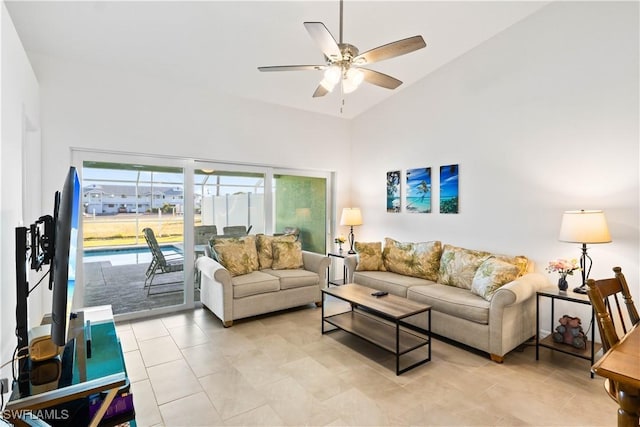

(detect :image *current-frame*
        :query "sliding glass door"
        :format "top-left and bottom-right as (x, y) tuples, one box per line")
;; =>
(194, 167), (266, 236)
(74, 153), (190, 318)
(73, 150), (331, 321)
(274, 173), (327, 254)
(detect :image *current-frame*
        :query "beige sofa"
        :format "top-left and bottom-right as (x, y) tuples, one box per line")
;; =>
(344, 239), (548, 362)
(196, 234), (329, 327)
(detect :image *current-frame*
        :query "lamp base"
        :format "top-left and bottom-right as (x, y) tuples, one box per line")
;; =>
(573, 285), (588, 294)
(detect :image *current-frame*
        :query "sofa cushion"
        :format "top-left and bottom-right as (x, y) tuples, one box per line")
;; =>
(272, 241), (304, 270)
(353, 271), (436, 298)
(211, 235), (259, 277)
(263, 268), (319, 290)
(232, 271), (281, 298)
(382, 238), (442, 281)
(438, 244), (491, 289)
(471, 257), (520, 301)
(355, 241), (386, 271)
(408, 284), (490, 324)
(256, 234), (297, 269)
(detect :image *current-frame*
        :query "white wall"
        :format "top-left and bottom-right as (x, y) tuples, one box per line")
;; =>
(29, 53), (353, 207)
(0, 1), (40, 395)
(351, 2), (639, 314)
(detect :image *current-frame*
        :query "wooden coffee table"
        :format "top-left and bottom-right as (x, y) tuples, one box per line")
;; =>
(322, 283), (431, 375)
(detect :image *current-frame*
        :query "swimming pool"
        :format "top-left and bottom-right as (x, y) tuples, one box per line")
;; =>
(83, 245), (182, 266)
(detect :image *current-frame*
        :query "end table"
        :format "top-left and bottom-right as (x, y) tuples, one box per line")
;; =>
(535, 287), (602, 378)
(327, 252), (347, 286)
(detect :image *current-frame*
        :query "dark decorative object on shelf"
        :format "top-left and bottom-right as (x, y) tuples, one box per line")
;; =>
(558, 277), (569, 291)
(552, 315), (587, 350)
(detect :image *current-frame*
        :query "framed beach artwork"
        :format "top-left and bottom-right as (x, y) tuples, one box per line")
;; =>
(406, 168), (431, 213)
(386, 170), (401, 213)
(439, 164), (459, 214)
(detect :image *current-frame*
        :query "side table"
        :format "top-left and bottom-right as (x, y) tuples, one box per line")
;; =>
(327, 252), (347, 286)
(536, 287), (602, 378)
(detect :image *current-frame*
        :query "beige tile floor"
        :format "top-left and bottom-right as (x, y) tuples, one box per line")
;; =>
(116, 299), (618, 427)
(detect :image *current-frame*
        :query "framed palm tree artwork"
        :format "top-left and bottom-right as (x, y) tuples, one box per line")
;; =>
(406, 168), (431, 213)
(440, 164), (459, 213)
(386, 170), (401, 213)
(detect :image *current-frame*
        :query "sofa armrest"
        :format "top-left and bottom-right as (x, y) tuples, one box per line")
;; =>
(490, 272), (549, 308)
(196, 255), (234, 325)
(302, 251), (330, 285)
(488, 272), (550, 358)
(344, 255), (358, 283)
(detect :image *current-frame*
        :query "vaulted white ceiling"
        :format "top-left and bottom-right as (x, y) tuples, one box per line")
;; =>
(5, 1), (550, 119)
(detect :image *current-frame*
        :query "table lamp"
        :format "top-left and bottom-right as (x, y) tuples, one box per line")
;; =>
(340, 208), (363, 254)
(558, 209), (612, 294)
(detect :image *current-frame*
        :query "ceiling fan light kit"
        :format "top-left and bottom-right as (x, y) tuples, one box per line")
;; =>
(258, 0), (426, 100)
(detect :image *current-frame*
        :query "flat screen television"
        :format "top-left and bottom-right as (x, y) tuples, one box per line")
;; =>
(50, 166), (81, 346)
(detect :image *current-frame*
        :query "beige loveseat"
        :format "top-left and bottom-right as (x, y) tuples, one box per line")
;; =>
(344, 238), (548, 362)
(196, 234), (329, 327)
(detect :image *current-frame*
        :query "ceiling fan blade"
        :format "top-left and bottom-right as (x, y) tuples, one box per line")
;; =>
(354, 35), (426, 65)
(258, 65), (326, 72)
(360, 68), (402, 90)
(312, 85), (330, 98)
(303, 22), (342, 61)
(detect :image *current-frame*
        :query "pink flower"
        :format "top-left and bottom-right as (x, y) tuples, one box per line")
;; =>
(546, 258), (580, 277)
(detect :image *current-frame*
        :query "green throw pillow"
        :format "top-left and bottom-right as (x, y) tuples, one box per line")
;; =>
(211, 235), (259, 277)
(355, 242), (386, 271)
(471, 257), (520, 301)
(271, 241), (304, 270)
(382, 238), (441, 281)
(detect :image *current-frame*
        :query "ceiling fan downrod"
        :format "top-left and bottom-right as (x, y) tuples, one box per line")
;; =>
(339, 0), (344, 44)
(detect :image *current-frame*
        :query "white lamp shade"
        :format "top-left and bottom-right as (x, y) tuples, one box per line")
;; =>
(558, 210), (612, 244)
(342, 68), (364, 94)
(340, 208), (363, 226)
(324, 66), (341, 85)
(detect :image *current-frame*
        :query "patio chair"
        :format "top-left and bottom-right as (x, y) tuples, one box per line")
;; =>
(142, 227), (184, 296)
(282, 226), (300, 241)
(222, 225), (248, 236)
(195, 225), (218, 245)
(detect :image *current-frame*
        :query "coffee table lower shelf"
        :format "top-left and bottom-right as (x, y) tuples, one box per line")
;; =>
(323, 310), (430, 375)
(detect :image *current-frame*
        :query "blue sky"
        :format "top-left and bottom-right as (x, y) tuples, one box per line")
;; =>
(440, 165), (459, 198)
(406, 168), (431, 196)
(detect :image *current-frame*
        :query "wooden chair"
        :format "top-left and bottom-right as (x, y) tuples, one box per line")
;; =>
(587, 267), (639, 353)
(142, 227), (184, 296)
(586, 266), (640, 414)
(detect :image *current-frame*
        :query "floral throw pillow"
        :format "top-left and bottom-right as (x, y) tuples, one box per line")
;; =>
(255, 234), (296, 269)
(438, 244), (491, 289)
(382, 238), (441, 281)
(471, 257), (520, 301)
(493, 254), (529, 277)
(211, 235), (259, 277)
(355, 242), (386, 271)
(272, 241), (304, 270)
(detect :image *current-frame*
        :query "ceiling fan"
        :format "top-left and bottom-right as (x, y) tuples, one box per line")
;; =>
(258, 0), (427, 98)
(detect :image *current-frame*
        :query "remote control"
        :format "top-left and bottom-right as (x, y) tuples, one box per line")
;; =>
(371, 291), (388, 297)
